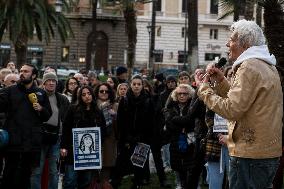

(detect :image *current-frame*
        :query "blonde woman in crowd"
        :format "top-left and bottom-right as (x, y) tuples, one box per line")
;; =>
(115, 83), (128, 102)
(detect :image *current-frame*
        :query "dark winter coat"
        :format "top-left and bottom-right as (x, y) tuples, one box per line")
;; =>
(55, 92), (70, 123)
(165, 100), (195, 171)
(154, 88), (174, 145)
(60, 103), (106, 164)
(117, 90), (155, 146)
(0, 83), (51, 152)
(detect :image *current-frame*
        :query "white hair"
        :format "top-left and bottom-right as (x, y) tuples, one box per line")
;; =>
(230, 19), (266, 48)
(171, 84), (195, 101)
(4, 73), (19, 82)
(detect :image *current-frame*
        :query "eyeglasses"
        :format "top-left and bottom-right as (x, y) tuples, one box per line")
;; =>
(177, 92), (189, 96)
(99, 90), (109, 94)
(68, 82), (78, 86)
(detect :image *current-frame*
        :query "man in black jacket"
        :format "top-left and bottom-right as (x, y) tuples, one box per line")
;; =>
(0, 64), (51, 189)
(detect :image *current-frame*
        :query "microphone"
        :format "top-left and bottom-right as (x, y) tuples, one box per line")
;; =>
(202, 57), (227, 79)
(215, 57), (227, 68)
(28, 93), (38, 105)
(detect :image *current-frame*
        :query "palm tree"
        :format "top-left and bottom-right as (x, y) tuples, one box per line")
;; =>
(0, 0), (73, 69)
(119, 0), (137, 77)
(244, 0), (255, 20)
(219, 0), (247, 21)
(187, 0), (198, 73)
(86, 0), (98, 71)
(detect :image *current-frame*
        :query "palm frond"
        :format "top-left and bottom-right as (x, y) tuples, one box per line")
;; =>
(218, 10), (235, 20)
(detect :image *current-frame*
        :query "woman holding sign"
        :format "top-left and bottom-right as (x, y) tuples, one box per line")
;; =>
(112, 75), (155, 189)
(60, 86), (106, 189)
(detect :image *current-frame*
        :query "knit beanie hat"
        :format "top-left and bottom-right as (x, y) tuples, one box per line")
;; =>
(42, 72), (58, 84)
(166, 75), (177, 83)
(116, 66), (128, 76)
(154, 73), (165, 82)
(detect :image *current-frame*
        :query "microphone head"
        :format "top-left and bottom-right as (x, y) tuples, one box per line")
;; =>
(28, 93), (38, 104)
(215, 57), (227, 68)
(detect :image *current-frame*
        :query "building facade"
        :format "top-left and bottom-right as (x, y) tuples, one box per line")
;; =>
(0, 0), (128, 73)
(0, 0), (237, 73)
(136, 0), (234, 71)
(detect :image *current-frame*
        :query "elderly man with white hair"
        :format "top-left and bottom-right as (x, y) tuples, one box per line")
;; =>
(3, 73), (19, 87)
(198, 19), (283, 189)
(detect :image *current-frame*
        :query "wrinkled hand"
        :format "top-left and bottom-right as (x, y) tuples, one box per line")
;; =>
(205, 64), (225, 83)
(33, 103), (43, 111)
(60, 148), (68, 157)
(218, 134), (228, 145)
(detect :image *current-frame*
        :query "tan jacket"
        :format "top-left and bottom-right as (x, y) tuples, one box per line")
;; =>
(198, 59), (283, 158)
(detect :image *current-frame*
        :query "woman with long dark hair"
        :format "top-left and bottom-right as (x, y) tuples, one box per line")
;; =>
(112, 75), (155, 189)
(60, 86), (106, 189)
(94, 83), (118, 183)
(62, 77), (80, 103)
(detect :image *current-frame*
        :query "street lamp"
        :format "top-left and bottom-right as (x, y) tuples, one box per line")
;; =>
(55, 0), (63, 72)
(147, 23), (152, 70)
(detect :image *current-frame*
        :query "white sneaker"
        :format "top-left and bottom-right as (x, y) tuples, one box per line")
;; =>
(164, 166), (172, 173)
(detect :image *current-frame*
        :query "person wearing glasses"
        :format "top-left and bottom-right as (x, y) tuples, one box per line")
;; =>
(94, 83), (118, 183)
(164, 84), (195, 189)
(62, 77), (80, 103)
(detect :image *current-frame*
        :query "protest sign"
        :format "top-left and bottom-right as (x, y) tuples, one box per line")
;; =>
(213, 114), (228, 133)
(72, 127), (102, 170)
(130, 143), (150, 168)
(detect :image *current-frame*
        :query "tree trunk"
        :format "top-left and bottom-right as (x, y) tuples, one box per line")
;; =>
(244, 0), (255, 20)
(149, 0), (156, 71)
(14, 33), (28, 70)
(263, 0), (284, 68)
(86, 0), (98, 71)
(256, 2), (262, 26)
(124, 2), (137, 79)
(234, 0), (241, 21)
(187, 0), (198, 73)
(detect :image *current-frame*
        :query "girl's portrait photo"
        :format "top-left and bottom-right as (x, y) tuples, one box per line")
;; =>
(79, 133), (95, 154)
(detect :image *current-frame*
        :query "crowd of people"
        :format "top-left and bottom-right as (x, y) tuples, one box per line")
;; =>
(0, 19), (283, 189)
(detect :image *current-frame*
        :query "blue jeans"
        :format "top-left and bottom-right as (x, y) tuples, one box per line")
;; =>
(162, 144), (170, 168)
(63, 165), (94, 189)
(229, 156), (279, 189)
(30, 141), (60, 189)
(207, 146), (229, 189)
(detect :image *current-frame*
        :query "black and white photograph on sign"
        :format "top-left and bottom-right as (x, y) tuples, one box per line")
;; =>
(130, 143), (150, 168)
(72, 127), (102, 170)
(213, 114), (228, 133)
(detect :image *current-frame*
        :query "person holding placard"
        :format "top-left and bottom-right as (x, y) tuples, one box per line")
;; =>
(60, 86), (106, 189)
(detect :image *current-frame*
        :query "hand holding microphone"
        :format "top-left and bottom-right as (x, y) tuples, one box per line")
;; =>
(28, 93), (42, 111)
(202, 57), (227, 83)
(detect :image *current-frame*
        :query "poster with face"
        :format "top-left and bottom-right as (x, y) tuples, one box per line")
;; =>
(130, 143), (151, 168)
(72, 127), (102, 170)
